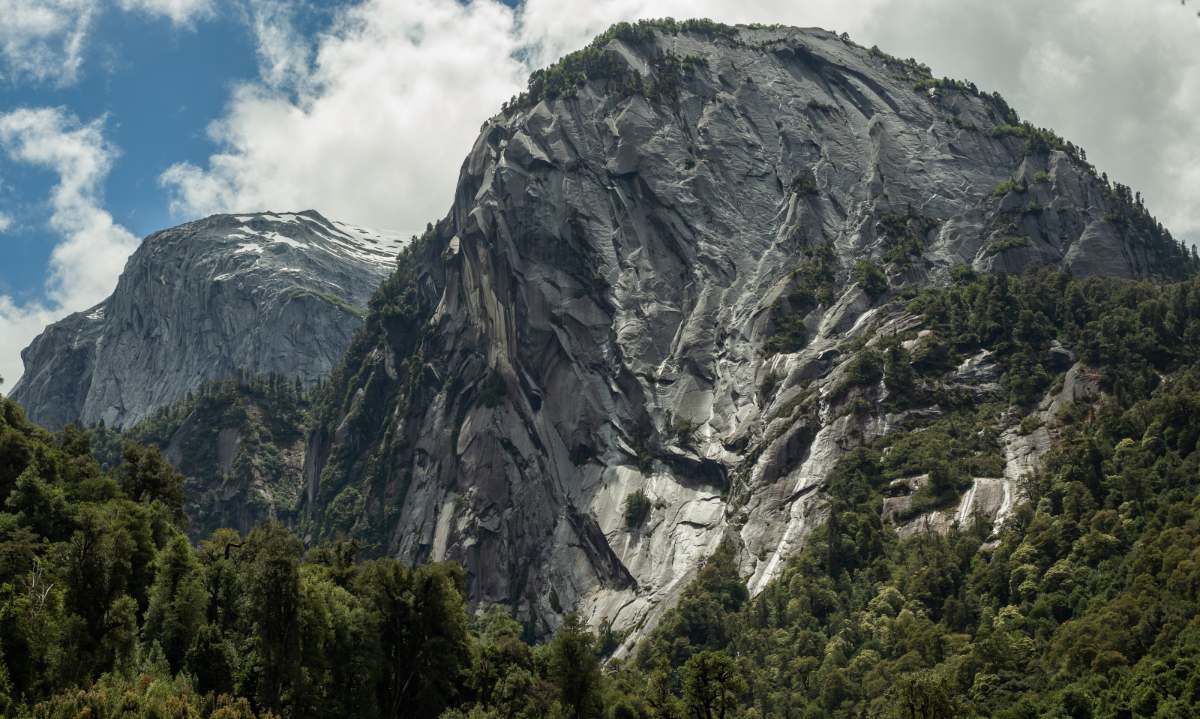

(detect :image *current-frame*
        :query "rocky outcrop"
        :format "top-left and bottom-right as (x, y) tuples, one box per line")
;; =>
(302, 21), (1189, 641)
(11, 211), (405, 429)
(883, 475), (1012, 538)
(886, 360), (1104, 541)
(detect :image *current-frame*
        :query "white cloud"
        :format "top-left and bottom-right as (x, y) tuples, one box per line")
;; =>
(241, 0), (312, 88)
(0, 108), (139, 389)
(854, 0), (1200, 244)
(0, 213), (12, 233)
(0, 0), (217, 87)
(162, 0), (528, 233)
(163, 0), (1200, 248)
(0, 0), (98, 86)
(118, 0), (215, 26)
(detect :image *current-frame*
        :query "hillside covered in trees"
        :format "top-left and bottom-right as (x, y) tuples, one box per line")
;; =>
(4, 266), (1200, 717)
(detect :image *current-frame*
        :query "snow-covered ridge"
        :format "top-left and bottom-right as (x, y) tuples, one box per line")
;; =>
(12, 209), (408, 430)
(227, 211), (409, 268)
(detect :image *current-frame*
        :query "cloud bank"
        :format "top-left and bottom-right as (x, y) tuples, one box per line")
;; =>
(0, 0), (97, 86)
(161, 0), (1200, 248)
(0, 108), (139, 388)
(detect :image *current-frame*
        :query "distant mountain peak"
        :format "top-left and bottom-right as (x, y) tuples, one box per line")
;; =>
(11, 210), (407, 430)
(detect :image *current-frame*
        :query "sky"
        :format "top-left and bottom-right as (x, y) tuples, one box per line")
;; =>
(0, 0), (1198, 389)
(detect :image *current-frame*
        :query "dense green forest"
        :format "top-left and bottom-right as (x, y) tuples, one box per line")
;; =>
(5, 268), (1200, 718)
(125, 374), (317, 539)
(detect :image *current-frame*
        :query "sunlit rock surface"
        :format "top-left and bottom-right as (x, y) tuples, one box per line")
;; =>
(12, 211), (405, 429)
(301, 24), (1180, 641)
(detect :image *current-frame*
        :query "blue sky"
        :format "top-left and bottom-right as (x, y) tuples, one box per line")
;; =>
(0, 1), (363, 304)
(1, 11), (250, 303)
(1, 0), (1198, 387)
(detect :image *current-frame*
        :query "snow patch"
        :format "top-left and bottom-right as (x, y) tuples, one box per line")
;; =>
(226, 213), (409, 268)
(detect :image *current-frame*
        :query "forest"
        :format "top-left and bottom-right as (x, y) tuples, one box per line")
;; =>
(4, 267), (1200, 717)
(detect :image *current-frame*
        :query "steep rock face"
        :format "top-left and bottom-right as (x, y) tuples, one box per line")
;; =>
(883, 362), (1098, 538)
(304, 23), (1189, 638)
(12, 211), (405, 429)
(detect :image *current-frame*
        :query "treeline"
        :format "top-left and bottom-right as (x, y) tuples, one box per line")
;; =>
(617, 270), (1200, 717)
(907, 268), (1200, 405)
(127, 373), (316, 474)
(134, 372), (319, 442)
(7, 267), (1200, 718)
(0, 397), (624, 718)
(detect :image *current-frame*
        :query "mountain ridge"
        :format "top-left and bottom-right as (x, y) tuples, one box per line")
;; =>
(10, 209), (407, 430)
(8, 16), (1194, 645)
(297, 19), (1195, 641)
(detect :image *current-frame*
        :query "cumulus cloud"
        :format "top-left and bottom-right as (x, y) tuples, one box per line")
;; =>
(162, 0), (528, 233)
(162, 0), (1200, 247)
(0, 108), (139, 388)
(0, 0), (98, 86)
(0, 213), (12, 233)
(240, 0), (312, 88)
(118, 0), (216, 26)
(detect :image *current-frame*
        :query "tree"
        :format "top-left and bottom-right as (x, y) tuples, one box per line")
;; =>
(242, 521), (303, 712)
(185, 622), (236, 696)
(116, 441), (185, 519)
(853, 259), (889, 300)
(6, 463), (71, 539)
(682, 650), (746, 719)
(624, 489), (652, 529)
(883, 342), (915, 398)
(58, 501), (156, 682)
(548, 614), (603, 719)
(886, 671), (956, 719)
(357, 559), (472, 718)
(143, 531), (208, 670)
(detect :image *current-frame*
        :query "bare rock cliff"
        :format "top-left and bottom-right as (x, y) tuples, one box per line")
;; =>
(302, 22), (1189, 640)
(11, 211), (405, 429)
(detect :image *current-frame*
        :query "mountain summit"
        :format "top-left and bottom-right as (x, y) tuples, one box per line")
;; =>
(11, 210), (406, 429)
(298, 21), (1191, 641)
(11, 19), (1193, 645)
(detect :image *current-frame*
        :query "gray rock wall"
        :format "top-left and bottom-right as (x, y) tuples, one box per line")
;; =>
(304, 24), (1185, 639)
(11, 211), (405, 429)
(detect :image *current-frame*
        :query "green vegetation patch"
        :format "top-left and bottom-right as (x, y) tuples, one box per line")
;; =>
(992, 178), (1027, 197)
(624, 489), (653, 529)
(876, 210), (941, 267)
(283, 286), (367, 319)
(764, 243), (838, 355)
(852, 259), (889, 299)
(984, 234), (1033, 256)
